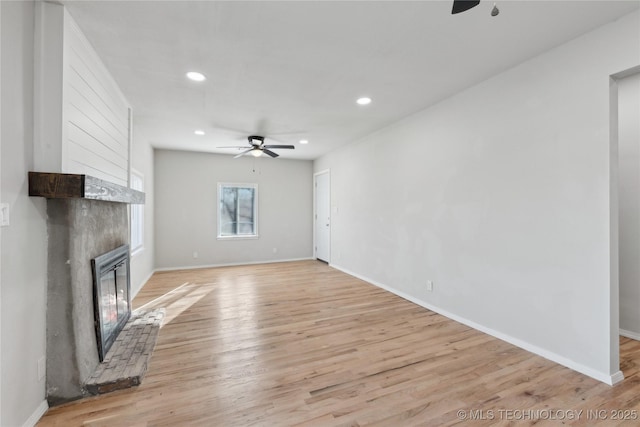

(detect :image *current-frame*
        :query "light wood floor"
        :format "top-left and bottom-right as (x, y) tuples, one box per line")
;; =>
(38, 260), (640, 426)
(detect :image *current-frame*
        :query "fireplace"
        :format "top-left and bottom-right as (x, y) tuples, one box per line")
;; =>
(91, 244), (131, 362)
(29, 173), (147, 404)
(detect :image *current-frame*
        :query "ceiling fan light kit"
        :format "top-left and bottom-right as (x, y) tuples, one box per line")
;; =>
(219, 135), (295, 159)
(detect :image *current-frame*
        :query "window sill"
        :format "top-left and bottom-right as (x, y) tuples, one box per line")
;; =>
(131, 246), (144, 257)
(217, 235), (259, 241)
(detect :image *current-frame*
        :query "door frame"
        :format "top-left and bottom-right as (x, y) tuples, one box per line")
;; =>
(0, 3), (3, 417)
(313, 169), (330, 263)
(610, 64), (640, 383)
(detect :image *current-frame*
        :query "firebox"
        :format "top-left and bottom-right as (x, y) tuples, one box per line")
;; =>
(91, 244), (131, 361)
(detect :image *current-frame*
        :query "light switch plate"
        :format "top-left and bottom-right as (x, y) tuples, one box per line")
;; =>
(0, 203), (9, 227)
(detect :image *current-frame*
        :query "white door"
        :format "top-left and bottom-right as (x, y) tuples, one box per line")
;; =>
(315, 171), (330, 263)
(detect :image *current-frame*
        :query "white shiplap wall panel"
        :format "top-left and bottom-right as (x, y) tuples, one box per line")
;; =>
(66, 159), (128, 187)
(67, 144), (128, 185)
(67, 87), (128, 153)
(63, 13), (130, 185)
(67, 52), (129, 133)
(66, 21), (129, 125)
(67, 122), (128, 170)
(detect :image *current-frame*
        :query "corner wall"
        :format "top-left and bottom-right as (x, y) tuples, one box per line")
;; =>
(315, 10), (640, 383)
(1, 1), (49, 425)
(154, 150), (313, 270)
(130, 127), (154, 297)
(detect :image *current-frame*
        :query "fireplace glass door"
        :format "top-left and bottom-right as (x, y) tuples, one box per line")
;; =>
(100, 269), (117, 339)
(116, 262), (129, 320)
(91, 245), (131, 361)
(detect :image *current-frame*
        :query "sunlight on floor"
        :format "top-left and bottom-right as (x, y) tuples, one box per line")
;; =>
(134, 281), (213, 326)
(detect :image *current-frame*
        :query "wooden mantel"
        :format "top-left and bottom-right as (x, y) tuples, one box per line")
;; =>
(29, 172), (145, 204)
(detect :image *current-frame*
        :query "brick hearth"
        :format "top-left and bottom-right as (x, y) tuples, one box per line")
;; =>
(85, 308), (165, 395)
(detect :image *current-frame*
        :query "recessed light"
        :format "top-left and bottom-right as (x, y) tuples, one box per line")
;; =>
(194, 130), (205, 136)
(186, 71), (206, 82)
(356, 97), (372, 105)
(299, 139), (309, 144)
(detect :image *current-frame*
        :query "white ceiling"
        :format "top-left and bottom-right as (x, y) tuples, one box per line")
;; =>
(62, 0), (640, 160)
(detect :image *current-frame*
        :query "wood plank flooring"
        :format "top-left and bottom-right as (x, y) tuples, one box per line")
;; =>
(37, 260), (640, 426)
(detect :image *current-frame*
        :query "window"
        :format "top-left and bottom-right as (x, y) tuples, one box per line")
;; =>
(130, 170), (144, 253)
(218, 183), (258, 239)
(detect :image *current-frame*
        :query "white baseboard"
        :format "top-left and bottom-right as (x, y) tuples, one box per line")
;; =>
(131, 269), (156, 299)
(154, 257), (314, 272)
(22, 400), (48, 427)
(610, 370), (625, 385)
(620, 328), (640, 341)
(141, 270), (155, 287)
(330, 263), (623, 386)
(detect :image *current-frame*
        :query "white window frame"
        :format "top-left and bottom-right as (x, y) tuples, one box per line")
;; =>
(130, 169), (144, 255)
(217, 182), (259, 240)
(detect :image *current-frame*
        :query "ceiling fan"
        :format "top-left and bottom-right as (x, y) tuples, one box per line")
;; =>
(451, 0), (480, 14)
(452, 1), (499, 17)
(218, 135), (295, 158)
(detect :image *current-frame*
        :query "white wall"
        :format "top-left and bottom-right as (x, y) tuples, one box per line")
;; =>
(315, 10), (640, 384)
(619, 72), (640, 338)
(34, 2), (131, 187)
(130, 126), (154, 297)
(1, 1), (49, 426)
(155, 150), (313, 269)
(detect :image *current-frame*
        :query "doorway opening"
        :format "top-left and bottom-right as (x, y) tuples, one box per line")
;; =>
(314, 170), (330, 263)
(611, 66), (640, 382)
(617, 70), (640, 341)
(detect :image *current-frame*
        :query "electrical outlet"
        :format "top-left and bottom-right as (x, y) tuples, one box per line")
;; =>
(193, 251), (198, 259)
(426, 280), (434, 292)
(38, 356), (46, 381)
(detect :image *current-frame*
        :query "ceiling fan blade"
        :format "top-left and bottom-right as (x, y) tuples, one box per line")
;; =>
(217, 146), (249, 149)
(262, 149), (279, 158)
(451, 0), (480, 14)
(263, 145), (295, 150)
(234, 148), (253, 158)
